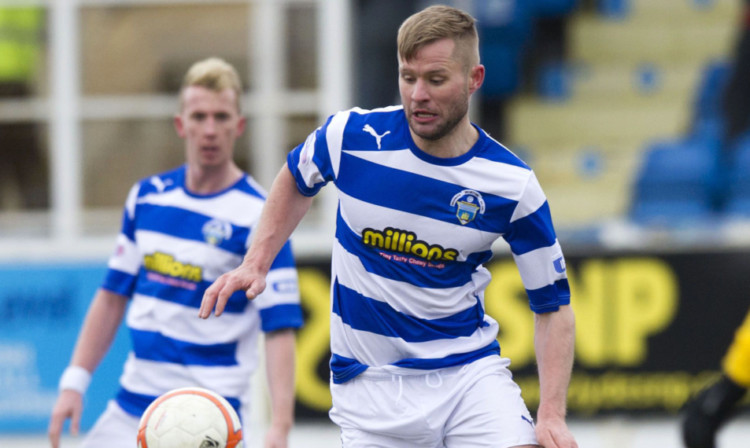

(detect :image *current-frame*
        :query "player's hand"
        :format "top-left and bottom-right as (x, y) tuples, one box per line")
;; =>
(48, 389), (84, 448)
(535, 414), (578, 448)
(199, 263), (267, 318)
(263, 422), (290, 448)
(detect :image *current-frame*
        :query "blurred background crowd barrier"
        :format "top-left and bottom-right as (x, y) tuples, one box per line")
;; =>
(0, 0), (748, 437)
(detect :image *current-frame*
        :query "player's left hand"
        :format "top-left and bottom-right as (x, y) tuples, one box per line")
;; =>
(535, 414), (578, 448)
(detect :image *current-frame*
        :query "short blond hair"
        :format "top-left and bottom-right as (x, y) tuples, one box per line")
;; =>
(180, 57), (243, 111)
(397, 5), (479, 71)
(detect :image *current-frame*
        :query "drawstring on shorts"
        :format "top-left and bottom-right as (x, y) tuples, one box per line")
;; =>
(390, 370), (443, 406)
(392, 375), (404, 405)
(426, 371), (443, 388)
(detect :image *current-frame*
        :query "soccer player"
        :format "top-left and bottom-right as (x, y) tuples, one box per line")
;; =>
(48, 57), (303, 448)
(682, 309), (750, 448)
(201, 5), (577, 448)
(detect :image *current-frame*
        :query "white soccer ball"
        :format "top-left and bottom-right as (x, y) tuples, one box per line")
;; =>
(137, 387), (243, 448)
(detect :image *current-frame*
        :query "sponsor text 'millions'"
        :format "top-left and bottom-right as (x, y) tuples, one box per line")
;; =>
(362, 227), (458, 261)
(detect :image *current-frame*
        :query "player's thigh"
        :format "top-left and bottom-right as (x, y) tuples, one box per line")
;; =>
(331, 377), (443, 447)
(81, 400), (140, 448)
(443, 363), (538, 448)
(340, 426), (447, 448)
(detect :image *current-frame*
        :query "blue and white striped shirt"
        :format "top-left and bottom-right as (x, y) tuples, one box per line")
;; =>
(287, 106), (569, 384)
(102, 165), (303, 416)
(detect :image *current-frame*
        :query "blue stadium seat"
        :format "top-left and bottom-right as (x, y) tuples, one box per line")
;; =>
(630, 139), (718, 226)
(477, 0), (535, 99)
(631, 200), (714, 227)
(480, 43), (524, 99)
(691, 60), (731, 129)
(537, 61), (572, 101)
(478, 0), (580, 101)
(476, 0), (535, 44)
(598, 0), (631, 19)
(536, 0), (579, 17)
(686, 115), (724, 154)
(724, 136), (750, 218)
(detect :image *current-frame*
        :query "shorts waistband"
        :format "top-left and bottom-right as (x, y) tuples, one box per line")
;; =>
(355, 355), (504, 381)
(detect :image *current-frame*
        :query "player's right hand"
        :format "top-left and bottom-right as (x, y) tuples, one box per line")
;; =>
(48, 389), (83, 448)
(535, 414), (578, 448)
(199, 263), (267, 318)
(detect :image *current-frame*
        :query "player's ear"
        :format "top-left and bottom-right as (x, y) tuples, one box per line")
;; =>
(174, 114), (186, 138)
(468, 64), (485, 94)
(236, 116), (247, 136)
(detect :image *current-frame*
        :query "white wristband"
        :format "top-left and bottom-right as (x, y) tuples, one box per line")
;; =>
(58, 365), (92, 395)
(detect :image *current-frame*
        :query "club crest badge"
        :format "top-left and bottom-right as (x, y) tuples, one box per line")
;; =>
(450, 189), (485, 225)
(202, 218), (232, 246)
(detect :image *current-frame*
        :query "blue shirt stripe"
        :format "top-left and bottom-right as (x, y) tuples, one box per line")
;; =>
(329, 341), (500, 384)
(527, 278), (571, 313)
(392, 340), (500, 369)
(103, 269), (136, 298)
(130, 328), (238, 367)
(335, 151), (517, 233)
(287, 147), (321, 196)
(330, 354), (370, 384)
(332, 279), (487, 341)
(473, 137), (530, 169)
(115, 387), (241, 418)
(504, 201), (557, 255)
(286, 115), (338, 196)
(136, 203), (250, 254)
(121, 207), (136, 241)
(259, 304), (304, 332)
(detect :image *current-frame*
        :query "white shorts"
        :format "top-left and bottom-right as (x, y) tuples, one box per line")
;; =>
(80, 401), (139, 448)
(81, 399), (252, 448)
(329, 356), (538, 448)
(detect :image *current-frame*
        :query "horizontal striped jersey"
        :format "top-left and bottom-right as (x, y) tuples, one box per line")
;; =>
(288, 106), (570, 384)
(102, 165), (303, 417)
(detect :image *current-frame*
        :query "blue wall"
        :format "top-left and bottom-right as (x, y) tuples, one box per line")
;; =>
(0, 262), (129, 433)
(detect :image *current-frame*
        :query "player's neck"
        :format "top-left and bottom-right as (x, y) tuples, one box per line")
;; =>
(413, 118), (478, 159)
(185, 162), (243, 195)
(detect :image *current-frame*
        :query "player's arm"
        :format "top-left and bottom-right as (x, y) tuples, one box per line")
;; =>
(262, 328), (297, 448)
(533, 304), (578, 448)
(200, 164), (313, 318)
(48, 288), (128, 448)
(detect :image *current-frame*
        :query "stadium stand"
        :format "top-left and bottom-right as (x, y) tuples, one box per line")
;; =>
(630, 4), (750, 226)
(503, 0), (740, 231)
(629, 139), (718, 227)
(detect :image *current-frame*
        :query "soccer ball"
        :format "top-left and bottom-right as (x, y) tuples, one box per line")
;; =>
(137, 387), (243, 448)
